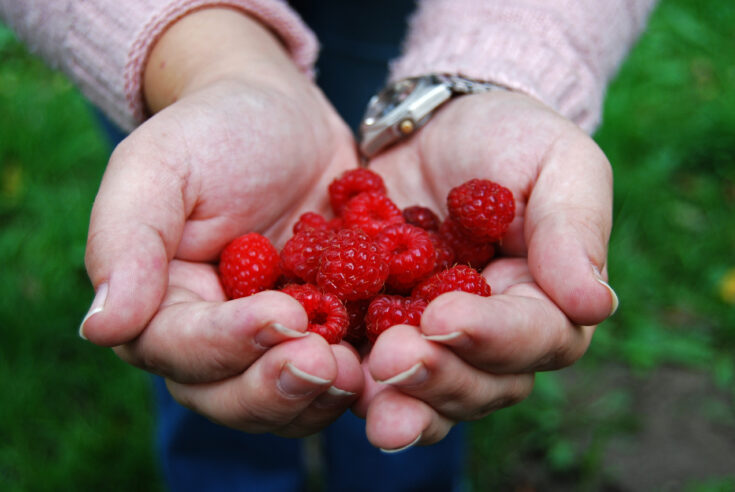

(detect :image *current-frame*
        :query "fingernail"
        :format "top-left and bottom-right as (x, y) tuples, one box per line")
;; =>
(313, 385), (357, 409)
(422, 330), (471, 349)
(422, 331), (463, 342)
(253, 322), (307, 350)
(79, 283), (108, 340)
(377, 362), (428, 387)
(326, 386), (356, 397)
(380, 433), (422, 454)
(595, 276), (619, 317)
(278, 362), (331, 398)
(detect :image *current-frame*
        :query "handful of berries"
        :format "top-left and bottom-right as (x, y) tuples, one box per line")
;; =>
(217, 169), (515, 346)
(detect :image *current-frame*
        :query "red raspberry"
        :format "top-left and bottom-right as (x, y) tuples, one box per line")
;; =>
(376, 223), (436, 292)
(292, 212), (329, 234)
(328, 168), (386, 216)
(316, 228), (389, 301)
(343, 300), (369, 346)
(402, 205), (440, 231)
(280, 228), (334, 284)
(326, 217), (343, 231)
(427, 231), (456, 273)
(218, 233), (281, 299)
(365, 295), (428, 343)
(447, 178), (515, 242)
(439, 217), (495, 270)
(341, 191), (404, 237)
(412, 265), (492, 302)
(280, 284), (348, 344)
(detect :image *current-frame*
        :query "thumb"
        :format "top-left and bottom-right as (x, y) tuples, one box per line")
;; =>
(80, 142), (186, 346)
(525, 137), (618, 327)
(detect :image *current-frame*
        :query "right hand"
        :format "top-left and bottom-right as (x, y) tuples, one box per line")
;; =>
(79, 8), (363, 437)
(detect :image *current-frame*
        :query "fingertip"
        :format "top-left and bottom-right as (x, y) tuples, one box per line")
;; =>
(330, 343), (364, 393)
(275, 333), (339, 384)
(365, 390), (453, 450)
(244, 290), (311, 331)
(365, 390), (429, 450)
(543, 264), (617, 327)
(368, 325), (432, 383)
(81, 258), (168, 346)
(594, 272), (619, 317)
(380, 433), (422, 454)
(529, 227), (615, 326)
(79, 283), (108, 341)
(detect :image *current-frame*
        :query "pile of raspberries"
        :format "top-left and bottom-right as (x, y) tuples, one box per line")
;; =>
(218, 169), (515, 346)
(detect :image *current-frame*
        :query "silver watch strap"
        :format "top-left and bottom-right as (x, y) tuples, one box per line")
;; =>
(436, 74), (508, 95)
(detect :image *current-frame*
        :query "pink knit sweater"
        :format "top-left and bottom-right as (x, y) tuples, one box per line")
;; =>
(0, 0), (657, 134)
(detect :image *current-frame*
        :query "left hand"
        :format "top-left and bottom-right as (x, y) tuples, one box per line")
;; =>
(352, 90), (618, 451)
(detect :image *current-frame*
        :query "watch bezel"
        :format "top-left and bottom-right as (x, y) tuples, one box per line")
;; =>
(358, 75), (453, 158)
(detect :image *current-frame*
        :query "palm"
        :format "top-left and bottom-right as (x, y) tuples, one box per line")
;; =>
(84, 79), (365, 436)
(355, 91), (618, 450)
(137, 79), (358, 260)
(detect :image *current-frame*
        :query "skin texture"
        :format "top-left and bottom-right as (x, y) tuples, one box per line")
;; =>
(79, 8), (616, 447)
(356, 91), (616, 449)
(81, 8), (364, 437)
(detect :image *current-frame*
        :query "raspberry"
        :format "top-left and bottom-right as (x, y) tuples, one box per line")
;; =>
(280, 228), (334, 284)
(292, 212), (329, 234)
(328, 168), (386, 216)
(427, 231), (456, 273)
(341, 191), (404, 237)
(376, 223), (436, 292)
(412, 265), (492, 302)
(439, 217), (495, 269)
(326, 217), (343, 231)
(447, 178), (515, 242)
(365, 295), (428, 343)
(343, 300), (370, 346)
(402, 205), (440, 231)
(280, 284), (348, 344)
(316, 228), (389, 301)
(218, 233), (281, 299)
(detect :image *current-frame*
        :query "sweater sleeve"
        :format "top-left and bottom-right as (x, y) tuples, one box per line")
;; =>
(389, 0), (658, 133)
(0, 0), (319, 132)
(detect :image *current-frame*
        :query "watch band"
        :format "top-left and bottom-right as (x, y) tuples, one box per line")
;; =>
(358, 74), (508, 159)
(435, 74), (508, 95)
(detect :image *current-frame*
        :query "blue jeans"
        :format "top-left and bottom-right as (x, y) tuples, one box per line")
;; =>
(154, 380), (466, 492)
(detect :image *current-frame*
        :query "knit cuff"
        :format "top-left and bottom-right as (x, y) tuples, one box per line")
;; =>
(65, 0), (318, 131)
(390, 0), (657, 134)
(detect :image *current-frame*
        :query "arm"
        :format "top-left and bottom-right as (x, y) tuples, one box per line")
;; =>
(3, 3), (365, 435)
(390, 0), (658, 133)
(359, 0), (657, 450)
(0, 0), (318, 131)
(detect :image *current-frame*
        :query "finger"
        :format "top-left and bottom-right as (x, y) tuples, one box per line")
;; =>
(369, 325), (534, 421)
(165, 333), (339, 434)
(420, 287), (595, 374)
(275, 343), (364, 438)
(114, 289), (310, 384)
(81, 136), (189, 346)
(524, 132), (618, 326)
(365, 387), (454, 452)
(350, 352), (388, 420)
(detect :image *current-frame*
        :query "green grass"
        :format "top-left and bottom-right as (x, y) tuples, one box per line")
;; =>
(1, 0), (734, 490)
(469, 1), (735, 488)
(0, 27), (162, 492)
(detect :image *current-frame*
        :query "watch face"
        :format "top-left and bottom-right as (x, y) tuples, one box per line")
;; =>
(364, 78), (419, 124)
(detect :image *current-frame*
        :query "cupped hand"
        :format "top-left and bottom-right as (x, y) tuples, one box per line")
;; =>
(79, 9), (363, 436)
(355, 90), (618, 450)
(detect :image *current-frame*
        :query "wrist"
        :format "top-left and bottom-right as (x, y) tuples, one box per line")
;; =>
(143, 7), (304, 113)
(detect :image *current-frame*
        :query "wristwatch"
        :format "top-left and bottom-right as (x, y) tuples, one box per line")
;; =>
(358, 74), (506, 158)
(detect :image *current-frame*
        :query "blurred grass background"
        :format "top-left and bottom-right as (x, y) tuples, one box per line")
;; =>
(0, 0), (733, 490)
